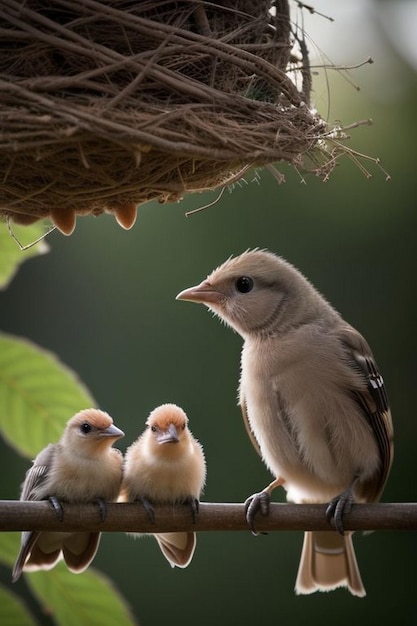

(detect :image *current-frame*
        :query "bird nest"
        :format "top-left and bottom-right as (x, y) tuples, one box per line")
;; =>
(0, 0), (340, 235)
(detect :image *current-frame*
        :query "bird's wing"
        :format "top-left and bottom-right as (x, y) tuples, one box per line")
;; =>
(338, 325), (394, 502)
(12, 531), (43, 582)
(240, 396), (262, 458)
(20, 444), (56, 501)
(12, 444), (58, 582)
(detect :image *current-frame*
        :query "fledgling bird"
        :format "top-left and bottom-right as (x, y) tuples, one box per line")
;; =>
(176, 249), (393, 597)
(12, 409), (124, 582)
(119, 403), (206, 568)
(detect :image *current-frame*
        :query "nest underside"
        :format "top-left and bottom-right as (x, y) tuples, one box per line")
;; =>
(0, 0), (332, 231)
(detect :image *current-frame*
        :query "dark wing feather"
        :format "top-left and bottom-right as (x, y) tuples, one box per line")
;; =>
(12, 531), (43, 582)
(338, 326), (394, 502)
(20, 444), (56, 501)
(12, 444), (58, 582)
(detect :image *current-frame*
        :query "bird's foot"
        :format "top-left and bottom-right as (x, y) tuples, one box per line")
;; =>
(326, 487), (355, 535)
(184, 496), (199, 524)
(48, 496), (64, 521)
(244, 491), (271, 536)
(244, 477), (284, 536)
(94, 497), (107, 523)
(136, 497), (155, 524)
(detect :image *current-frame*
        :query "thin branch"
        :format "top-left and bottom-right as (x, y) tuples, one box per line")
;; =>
(0, 502), (416, 533)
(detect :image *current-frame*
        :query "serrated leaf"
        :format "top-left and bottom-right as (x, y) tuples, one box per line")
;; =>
(0, 533), (20, 569)
(0, 583), (39, 626)
(0, 221), (50, 289)
(0, 333), (95, 458)
(26, 564), (137, 626)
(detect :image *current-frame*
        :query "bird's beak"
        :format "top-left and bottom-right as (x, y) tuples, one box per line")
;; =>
(101, 424), (125, 440)
(176, 280), (223, 305)
(156, 423), (179, 444)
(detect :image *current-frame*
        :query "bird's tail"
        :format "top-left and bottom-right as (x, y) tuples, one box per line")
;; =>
(295, 531), (366, 597)
(62, 532), (101, 573)
(154, 532), (196, 568)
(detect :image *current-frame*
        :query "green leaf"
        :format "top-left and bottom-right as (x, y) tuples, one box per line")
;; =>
(26, 564), (137, 626)
(0, 583), (39, 626)
(0, 221), (50, 289)
(0, 533), (20, 568)
(0, 333), (95, 458)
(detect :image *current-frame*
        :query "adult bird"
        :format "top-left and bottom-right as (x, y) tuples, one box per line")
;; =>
(176, 249), (393, 596)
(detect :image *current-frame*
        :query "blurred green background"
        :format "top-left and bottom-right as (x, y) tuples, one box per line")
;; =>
(0, 1), (416, 624)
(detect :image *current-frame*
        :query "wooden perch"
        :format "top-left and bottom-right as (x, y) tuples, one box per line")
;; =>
(0, 501), (416, 533)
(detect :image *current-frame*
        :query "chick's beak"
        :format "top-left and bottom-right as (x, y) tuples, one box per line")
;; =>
(176, 280), (223, 305)
(156, 423), (179, 444)
(101, 424), (125, 440)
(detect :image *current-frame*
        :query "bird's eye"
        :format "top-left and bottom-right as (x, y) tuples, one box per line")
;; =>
(150, 425), (157, 432)
(235, 276), (254, 293)
(80, 423), (92, 434)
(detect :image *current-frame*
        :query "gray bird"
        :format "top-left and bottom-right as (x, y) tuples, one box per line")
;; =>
(176, 249), (393, 597)
(12, 409), (124, 582)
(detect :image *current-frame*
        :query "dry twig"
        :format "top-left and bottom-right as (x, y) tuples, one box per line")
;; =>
(0, 501), (416, 533)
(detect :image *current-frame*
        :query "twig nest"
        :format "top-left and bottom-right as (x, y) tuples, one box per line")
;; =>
(0, 0), (329, 234)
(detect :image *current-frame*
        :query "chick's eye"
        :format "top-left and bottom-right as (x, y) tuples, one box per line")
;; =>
(235, 276), (254, 293)
(80, 423), (92, 434)
(150, 425), (157, 432)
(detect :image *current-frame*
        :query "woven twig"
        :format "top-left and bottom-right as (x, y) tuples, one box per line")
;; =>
(0, 1), (367, 234)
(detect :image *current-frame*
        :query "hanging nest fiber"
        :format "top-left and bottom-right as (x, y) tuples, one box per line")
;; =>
(0, 0), (334, 235)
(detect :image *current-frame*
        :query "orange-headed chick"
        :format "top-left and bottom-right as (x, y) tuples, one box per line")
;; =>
(12, 409), (124, 582)
(120, 404), (206, 568)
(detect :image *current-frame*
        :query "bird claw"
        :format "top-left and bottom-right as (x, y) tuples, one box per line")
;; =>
(137, 497), (155, 524)
(135, 496), (200, 525)
(48, 496), (64, 521)
(184, 496), (200, 524)
(244, 491), (270, 536)
(326, 488), (354, 535)
(95, 497), (107, 523)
